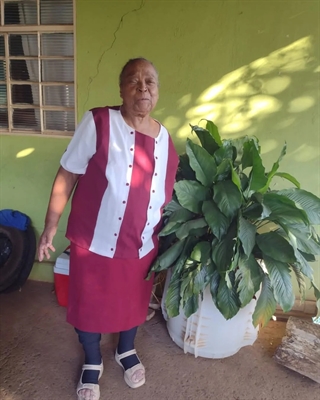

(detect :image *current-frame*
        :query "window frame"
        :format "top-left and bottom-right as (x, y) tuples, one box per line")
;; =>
(0, 0), (76, 137)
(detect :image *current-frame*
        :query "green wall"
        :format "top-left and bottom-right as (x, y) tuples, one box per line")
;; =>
(1, 0), (319, 296)
(0, 135), (72, 280)
(76, 0), (319, 296)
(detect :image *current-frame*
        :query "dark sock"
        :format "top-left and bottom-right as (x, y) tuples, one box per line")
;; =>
(117, 326), (140, 370)
(76, 328), (102, 384)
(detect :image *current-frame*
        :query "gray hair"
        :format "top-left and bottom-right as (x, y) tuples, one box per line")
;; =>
(119, 58), (159, 85)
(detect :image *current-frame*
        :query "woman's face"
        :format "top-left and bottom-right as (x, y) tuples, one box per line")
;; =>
(120, 60), (159, 116)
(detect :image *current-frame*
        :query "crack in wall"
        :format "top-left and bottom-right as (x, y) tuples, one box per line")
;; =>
(82, 0), (146, 114)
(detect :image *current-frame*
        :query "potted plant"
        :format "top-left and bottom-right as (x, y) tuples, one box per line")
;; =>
(148, 120), (320, 358)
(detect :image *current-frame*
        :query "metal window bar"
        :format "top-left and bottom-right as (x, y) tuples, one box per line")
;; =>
(0, 0), (74, 135)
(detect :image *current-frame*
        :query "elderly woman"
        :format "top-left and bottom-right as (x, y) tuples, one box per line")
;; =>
(38, 58), (179, 400)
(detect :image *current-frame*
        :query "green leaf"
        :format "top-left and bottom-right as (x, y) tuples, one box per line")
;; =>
(238, 216), (257, 258)
(236, 254), (263, 307)
(230, 162), (242, 191)
(176, 218), (208, 240)
(242, 202), (264, 220)
(159, 221), (183, 237)
(190, 241), (211, 263)
(209, 267), (220, 305)
(180, 260), (197, 297)
(213, 181), (242, 219)
(190, 124), (220, 154)
(258, 143), (287, 194)
(215, 158), (231, 181)
(283, 229), (316, 281)
(242, 139), (259, 169)
(249, 143), (268, 193)
(214, 141), (234, 165)
(240, 172), (249, 193)
(294, 253), (315, 281)
(286, 225), (320, 255)
(166, 207), (195, 224)
(186, 139), (217, 186)
(274, 172), (300, 188)
(184, 294), (199, 318)
(256, 232), (296, 263)
(202, 261), (217, 287)
(160, 207), (196, 237)
(165, 276), (181, 318)
(252, 274), (277, 327)
(205, 120), (223, 146)
(192, 260), (212, 295)
(216, 275), (240, 320)
(277, 188), (320, 224)
(177, 153), (196, 181)
(263, 193), (309, 226)
(263, 255), (295, 312)
(174, 180), (210, 213)
(232, 136), (251, 166)
(236, 255), (255, 307)
(171, 236), (199, 279)
(163, 199), (182, 215)
(229, 241), (241, 271)
(211, 222), (237, 272)
(250, 193), (272, 220)
(155, 239), (186, 272)
(299, 251), (315, 262)
(202, 200), (230, 240)
(248, 255), (265, 293)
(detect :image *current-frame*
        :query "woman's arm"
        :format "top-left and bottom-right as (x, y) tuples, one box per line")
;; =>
(38, 166), (79, 261)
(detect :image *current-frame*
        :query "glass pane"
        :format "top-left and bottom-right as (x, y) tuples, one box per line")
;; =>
(44, 110), (74, 131)
(0, 36), (4, 57)
(0, 84), (7, 105)
(10, 60), (39, 81)
(43, 85), (74, 107)
(41, 33), (73, 56)
(9, 34), (38, 56)
(0, 109), (8, 128)
(5, 1), (37, 25)
(13, 108), (40, 130)
(12, 84), (39, 105)
(0, 61), (6, 81)
(42, 59), (73, 82)
(40, 0), (73, 25)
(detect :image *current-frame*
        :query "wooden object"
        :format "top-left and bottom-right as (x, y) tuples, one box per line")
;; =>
(274, 299), (317, 321)
(274, 316), (320, 384)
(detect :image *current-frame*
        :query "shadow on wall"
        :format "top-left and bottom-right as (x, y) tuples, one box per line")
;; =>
(156, 35), (319, 163)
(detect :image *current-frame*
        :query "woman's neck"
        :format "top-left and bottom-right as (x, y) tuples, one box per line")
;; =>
(120, 106), (159, 138)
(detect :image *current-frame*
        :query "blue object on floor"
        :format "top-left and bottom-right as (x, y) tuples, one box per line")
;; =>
(0, 209), (30, 231)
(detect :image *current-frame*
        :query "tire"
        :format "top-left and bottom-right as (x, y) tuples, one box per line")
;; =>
(0, 225), (36, 293)
(0, 232), (13, 265)
(2, 225), (36, 293)
(0, 225), (27, 292)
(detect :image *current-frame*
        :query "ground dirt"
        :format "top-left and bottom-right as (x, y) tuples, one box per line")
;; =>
(0, 281), (319, 400)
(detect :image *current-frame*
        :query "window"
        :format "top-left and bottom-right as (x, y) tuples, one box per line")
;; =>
(0, 0), (75, 135)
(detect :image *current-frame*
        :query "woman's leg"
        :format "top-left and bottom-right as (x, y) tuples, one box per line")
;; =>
(117, 326), (139, 369)
(116, 326), (145, 388)
(76, 328), (103, 399)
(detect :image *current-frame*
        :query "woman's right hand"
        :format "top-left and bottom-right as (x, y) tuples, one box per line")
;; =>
(38, 166), (79, 262)
(38, 225), (57, 261)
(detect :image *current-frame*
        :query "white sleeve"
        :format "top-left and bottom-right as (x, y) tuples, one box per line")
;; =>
(60, 111), (97, 174)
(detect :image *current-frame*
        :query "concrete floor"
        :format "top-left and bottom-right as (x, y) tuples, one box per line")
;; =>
(0, 281), (319, 400)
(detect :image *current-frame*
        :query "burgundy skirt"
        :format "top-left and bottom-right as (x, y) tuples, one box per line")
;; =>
(67, 243), (156, 333)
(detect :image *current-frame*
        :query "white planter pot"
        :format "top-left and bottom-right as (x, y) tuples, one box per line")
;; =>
(162, 270), (259, 359)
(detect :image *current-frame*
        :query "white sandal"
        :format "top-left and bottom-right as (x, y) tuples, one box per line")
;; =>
(77, 362), (104, 400)
(115, 349), (145, 389)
